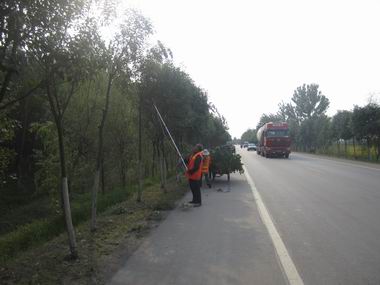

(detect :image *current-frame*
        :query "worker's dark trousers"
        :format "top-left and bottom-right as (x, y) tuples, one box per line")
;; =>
(189, 179), (202, 204)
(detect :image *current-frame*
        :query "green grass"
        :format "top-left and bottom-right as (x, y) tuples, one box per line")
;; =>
(0, 196), (51, 235)
(1, 179), (187, 284)
(0, 219), (63, 264)
(0, 186), (133, 263)
(0, 175), (183, 265)
(316, 143), (380, 163)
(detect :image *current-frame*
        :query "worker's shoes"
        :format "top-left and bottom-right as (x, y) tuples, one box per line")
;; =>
(207, 183), (211, 188)
(193, 203), (202, 207)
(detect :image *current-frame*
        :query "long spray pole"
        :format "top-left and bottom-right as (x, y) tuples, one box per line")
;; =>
(153, 104), (188, 171)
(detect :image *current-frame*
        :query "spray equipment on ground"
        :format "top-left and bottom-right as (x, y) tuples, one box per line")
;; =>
(153, 104), (188, 171)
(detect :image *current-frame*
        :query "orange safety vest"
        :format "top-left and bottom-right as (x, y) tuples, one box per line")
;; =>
(186, 151), (204, 180)
(201, 155), (211, 173)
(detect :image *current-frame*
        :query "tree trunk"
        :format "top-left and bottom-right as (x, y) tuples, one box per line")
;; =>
(137, 92), (143, 202)
(101, 157), (105, 194)
(344, 140), (347, 158)
(120, 158), (126, 189)
(158, 140), (166, 192)
(16, 97), (30, 192)
(118, 140), (127, 189)
(90, 170), (100, 231)
(0, 71), (14, 104)
(46, 82), (77, 258)
(91, 71), (112, 231)
(0, 36), (19, 104)
(67, 156), (76, 194)
(353, 137), (357, 160)
(162, 141), (168, 186)
(151, 140), (156, 177)
(168, 148), (173, 172)
(156, 139), (167, 192)
(138, 160), (143, 202)
(62, 177), (77, 257)
(159, 152), (164, 189)
(56, 118), (77, 258)
(163, 153), (167, 192)
(360, 139), (364, 157)
(337, 140), (340, 157)
(367, 138), (371, 161)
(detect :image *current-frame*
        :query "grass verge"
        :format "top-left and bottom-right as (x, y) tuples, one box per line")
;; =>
(0, 186), (134, 263)
(0, 179), (187, 284)
(314, 144), (380, 163)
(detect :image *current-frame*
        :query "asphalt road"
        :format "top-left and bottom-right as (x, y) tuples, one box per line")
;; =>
(108, 174), (286, 285)
(240, 148), (380, 285)
(108, 148), (380, 285)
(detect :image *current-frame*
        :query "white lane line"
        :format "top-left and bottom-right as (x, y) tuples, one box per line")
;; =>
(243, 165), (304, 285)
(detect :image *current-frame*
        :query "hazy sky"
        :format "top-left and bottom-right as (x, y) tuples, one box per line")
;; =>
(123, 0), (380, 138)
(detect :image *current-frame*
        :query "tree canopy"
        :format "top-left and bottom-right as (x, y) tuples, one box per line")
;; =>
(0, 0), (231, 259)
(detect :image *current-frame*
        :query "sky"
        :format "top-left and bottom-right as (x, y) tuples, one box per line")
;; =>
(121, 0), (380, 138)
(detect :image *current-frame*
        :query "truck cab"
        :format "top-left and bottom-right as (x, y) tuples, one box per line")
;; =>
(257, 122), (291, 158)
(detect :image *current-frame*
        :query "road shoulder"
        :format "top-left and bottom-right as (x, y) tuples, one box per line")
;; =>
(108, 173), (286, 285)
(293, 151), (380, 170)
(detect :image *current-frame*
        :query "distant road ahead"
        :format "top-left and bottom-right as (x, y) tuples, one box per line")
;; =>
(241, 149), (380, 285)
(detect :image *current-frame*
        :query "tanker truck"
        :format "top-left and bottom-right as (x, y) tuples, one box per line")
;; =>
(256, 122), (291, 158)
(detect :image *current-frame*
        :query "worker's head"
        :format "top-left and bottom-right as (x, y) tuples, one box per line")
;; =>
(193, 143), (203, 154)
(203, 149), (210, 156)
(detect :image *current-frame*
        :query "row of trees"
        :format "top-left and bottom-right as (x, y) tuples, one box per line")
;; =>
(241, 84), (380, 161)
(0, 0), (230, 258)
(240, 129), (257, 144)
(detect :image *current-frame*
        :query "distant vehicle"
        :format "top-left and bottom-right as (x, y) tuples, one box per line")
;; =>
(247, 143), (256, 151)
(256, 122), (291, 158)
(242, 141), (249, 148)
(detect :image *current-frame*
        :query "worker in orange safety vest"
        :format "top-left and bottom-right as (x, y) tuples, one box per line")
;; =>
(201, 149), (212, 188)
(185, 143), (204, 206)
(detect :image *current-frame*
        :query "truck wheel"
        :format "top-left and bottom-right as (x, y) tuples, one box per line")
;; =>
(227, 173), (230, 181)
(285, 154), (289, 159)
